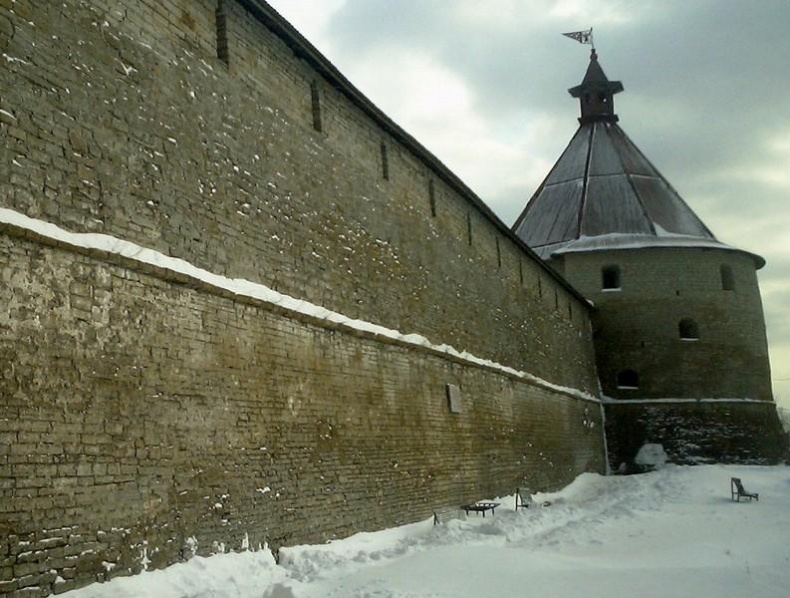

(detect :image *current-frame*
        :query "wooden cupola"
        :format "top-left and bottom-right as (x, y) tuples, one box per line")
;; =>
(568, 49), (623, 124)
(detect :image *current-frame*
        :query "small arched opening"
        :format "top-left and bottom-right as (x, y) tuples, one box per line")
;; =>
(679, 318), (700, 340)
(616, 369), (639, 389)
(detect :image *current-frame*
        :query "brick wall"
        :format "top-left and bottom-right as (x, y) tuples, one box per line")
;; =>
(0, 1), (606, 595)
(0, 0), (597, 392)
(0, 230), (605, 595)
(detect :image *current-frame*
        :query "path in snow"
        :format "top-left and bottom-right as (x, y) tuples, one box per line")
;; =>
(64, 465), (790, 598)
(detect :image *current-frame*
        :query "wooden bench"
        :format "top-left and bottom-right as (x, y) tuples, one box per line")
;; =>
(461, 501), (500, 517)
(731, 477), (759, 502)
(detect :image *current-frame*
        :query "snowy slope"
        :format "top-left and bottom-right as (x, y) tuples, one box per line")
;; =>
(64, 465), (790, 598)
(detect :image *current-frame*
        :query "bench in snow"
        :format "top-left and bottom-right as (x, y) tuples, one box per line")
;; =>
(515, 488), (531, 510)
(731, 477), (759, 502)
(461, 501), (500, 517)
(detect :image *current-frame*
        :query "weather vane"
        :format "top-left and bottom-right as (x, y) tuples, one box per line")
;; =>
(562, 28), (594, 50)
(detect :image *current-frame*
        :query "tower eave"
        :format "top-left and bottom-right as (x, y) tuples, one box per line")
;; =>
(578, 114), (619, 124)
(568, 80), (624, 98)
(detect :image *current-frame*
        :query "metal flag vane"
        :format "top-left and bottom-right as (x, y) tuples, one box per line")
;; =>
(562, 28), (594, 49)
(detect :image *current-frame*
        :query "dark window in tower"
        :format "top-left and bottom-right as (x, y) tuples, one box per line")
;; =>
(679, 318), (700, 340)
(602, 265), (621, 290)
(720, 264), (735, 291)
(428, 179), (437, 217)
(617, 370), (639, 389)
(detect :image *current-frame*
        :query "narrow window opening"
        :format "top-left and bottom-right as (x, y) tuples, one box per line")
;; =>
(519, 261), (524, 286)
(380, 142), (389, 180)
(496, 238), (501, 269)
(720, 264), (735, 291)
(568, 303), (573, 320)
(428, 179), (436, 217)
(554, 290), (559, 310)
(310, 81), (322, 132)
(617, 370), (639, 389)
(602, 265), (621, 290)
(538, 277), (542, 298)
(679, 318), (700, 340)
(466, 213), (472, 246)
(215, 0), (229, 66)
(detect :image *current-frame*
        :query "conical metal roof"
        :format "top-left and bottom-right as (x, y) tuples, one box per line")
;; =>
(513, 52), (764, 268)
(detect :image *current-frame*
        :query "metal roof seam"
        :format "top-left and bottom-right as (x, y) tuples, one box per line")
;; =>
(512, 126), (584, 232)
(577, 124), (596, 237)
(611, 124), (658, 236)
(613, 125), (717, 240)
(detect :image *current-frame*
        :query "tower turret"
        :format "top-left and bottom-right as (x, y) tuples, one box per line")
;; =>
(569, 49), (623, 123)
(512, 49), (787, 467)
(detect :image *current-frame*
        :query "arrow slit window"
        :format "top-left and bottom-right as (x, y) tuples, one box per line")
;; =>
(602, 265), (621, 290)
(720, 264), (735, 291)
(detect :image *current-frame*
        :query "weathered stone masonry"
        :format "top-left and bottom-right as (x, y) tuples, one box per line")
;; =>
(0, 0), (594, 388)
(0, 226), (603, 596)
(1, 1), (604, 596)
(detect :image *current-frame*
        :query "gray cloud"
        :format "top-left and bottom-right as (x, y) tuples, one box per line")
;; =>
(325, 0), (790, 211)
(328, 1), (446, 52)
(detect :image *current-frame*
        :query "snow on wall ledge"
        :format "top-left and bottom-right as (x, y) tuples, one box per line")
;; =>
(1, 206), (607, 596)
(0, 207), (598, 404)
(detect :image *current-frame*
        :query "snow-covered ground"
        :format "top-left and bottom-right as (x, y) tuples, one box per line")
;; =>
(65, 465), (790, 598)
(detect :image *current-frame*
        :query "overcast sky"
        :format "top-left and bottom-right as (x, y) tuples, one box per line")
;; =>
(266, 0), (790, 408)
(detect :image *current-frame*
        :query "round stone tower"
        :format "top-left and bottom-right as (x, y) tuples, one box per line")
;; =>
(513, 49), (786, 465)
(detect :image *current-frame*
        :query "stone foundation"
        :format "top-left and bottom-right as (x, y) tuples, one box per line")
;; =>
(604, 401), (788, 470)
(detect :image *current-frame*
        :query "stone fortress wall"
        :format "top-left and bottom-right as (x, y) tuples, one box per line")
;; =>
(0, 1), (605, 595)
(1, 0), (597, 387)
